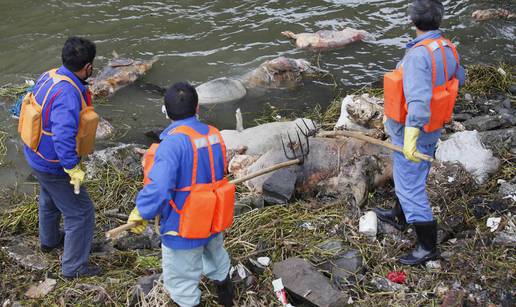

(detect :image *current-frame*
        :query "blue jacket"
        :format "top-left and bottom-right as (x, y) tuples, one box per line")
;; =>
(385, 30), (466, 145)
(24, 66), (88, 175)
(136, 117), (226, 250)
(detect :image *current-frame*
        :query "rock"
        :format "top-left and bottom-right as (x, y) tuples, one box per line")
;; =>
(2, 243), (50, 271)
(273, 257), (348, 307)
(196, 77), (247, 105)
(262, 167), (298, 204)
(317, 240), (344, 254)
(243, 137), (392, 206)
(371, 276), (408, 292)
(221, 118), (316, 155)
(509, 84), (516, 96)
(131, 273), (161, 301)
(115, 226), (160, 250)
(493, 232), (516, 247)
(436, 131), (500, 184)
(95, 117), (115, 140)
(329, 250), (363, 283)
(453, 113), (473, 122)
(464, 93), (473, 101)
(85, 143), (145, 179)
(463, 115), (504, 131)
(501, 97), (512, 109)
(25, 278), (57, 299)
(499, 181), (516, 200)
(478, 127), (516, 151)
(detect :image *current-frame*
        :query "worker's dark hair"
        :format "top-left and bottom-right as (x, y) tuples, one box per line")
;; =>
(61, 37), (96, 72)
(164, 82), (199, 120)
(409, 0), (445, 31)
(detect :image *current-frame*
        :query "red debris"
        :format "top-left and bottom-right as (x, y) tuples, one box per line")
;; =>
(387, 271), (406, 284)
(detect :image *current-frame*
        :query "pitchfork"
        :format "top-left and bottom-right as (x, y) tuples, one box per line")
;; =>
(299, 118), (434, 162)
(106, 126), (311, 239)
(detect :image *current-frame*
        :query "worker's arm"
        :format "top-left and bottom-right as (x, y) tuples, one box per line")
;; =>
(135, 135), (182, 220)
(403, 47), (433, 129)
(50, 84), (81, 169)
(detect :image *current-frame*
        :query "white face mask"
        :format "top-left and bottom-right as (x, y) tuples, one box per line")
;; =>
(161, 105), (169, 119)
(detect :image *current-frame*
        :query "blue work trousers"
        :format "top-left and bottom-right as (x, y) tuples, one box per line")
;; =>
(162, 233), (231, 307)
(33, 170), (95, 276)
(391, 138), (436, 224)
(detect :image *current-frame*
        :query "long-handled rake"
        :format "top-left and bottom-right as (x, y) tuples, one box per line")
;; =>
(106, 127), (311, 239)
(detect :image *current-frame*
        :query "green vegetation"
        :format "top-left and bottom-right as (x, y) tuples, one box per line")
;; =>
(463, 63), (514, 96)
(0, 82), (32, 100)
(0, 63), (514, 306)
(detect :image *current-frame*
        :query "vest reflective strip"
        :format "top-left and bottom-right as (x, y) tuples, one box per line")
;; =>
(193, 135), (221, 149)
(428, 40), (448, 52)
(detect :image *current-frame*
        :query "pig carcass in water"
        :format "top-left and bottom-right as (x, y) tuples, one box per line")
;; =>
(89, 55), (157, 98)
(281, 28), (369, 51)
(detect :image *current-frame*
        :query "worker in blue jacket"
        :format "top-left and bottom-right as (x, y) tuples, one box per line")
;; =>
(24, 37), (101, 278)
(374, 0), (465, 265)
(128, 82), (233, 307)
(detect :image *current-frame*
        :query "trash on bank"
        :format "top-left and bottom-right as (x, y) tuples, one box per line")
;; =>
(272, 278), (294, 307)
(387, 271), (406, 284)
(436, 131), (500, 184)
(359, 211), (378, 237)
(486, 217), (502, 232)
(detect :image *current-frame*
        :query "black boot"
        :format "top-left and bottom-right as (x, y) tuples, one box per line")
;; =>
(41, 231), (65, 253)
(373, 200), (408, 231)
(63, 265), (103, 279)
(399, 220), (439, 265)
(214, 274), (234, 307)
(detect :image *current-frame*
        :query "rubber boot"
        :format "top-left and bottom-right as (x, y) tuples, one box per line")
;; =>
(214, 274), (234, 307)
(41, 231), (65, 253)
(399, 220), (439, 265)
(373, 200), (408, 231)
(63, 265), (102, 279)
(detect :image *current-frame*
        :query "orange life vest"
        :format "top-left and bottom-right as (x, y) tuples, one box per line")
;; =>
(384, 38), (460, 133)
(18, 69), (99, 159)
(142, 125), (235, 239)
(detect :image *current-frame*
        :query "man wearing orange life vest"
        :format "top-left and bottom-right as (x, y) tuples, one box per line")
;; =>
(128, 82), (234, 307)
(22, 37), (101, 278)
(374, 0), (465, 265)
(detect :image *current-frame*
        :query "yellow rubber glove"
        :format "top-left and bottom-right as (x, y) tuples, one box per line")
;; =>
(403, 127), (421, 163)
(128, 207), (148, 235)
(64, 165), (85, 193)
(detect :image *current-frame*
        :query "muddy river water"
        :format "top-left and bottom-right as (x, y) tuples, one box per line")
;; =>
(0, 0), (514, 194)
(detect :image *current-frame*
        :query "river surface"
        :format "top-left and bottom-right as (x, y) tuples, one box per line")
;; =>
(0, 0), (514, 193)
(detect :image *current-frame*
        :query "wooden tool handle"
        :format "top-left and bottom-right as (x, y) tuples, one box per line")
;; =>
(106, 159), (303, 237)
(230, 159), (301, 185)
(106, 221), (139, 239)
(318, 130), (434, 162)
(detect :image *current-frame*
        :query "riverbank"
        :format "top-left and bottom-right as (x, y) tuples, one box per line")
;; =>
(0, 63), (515, 306)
